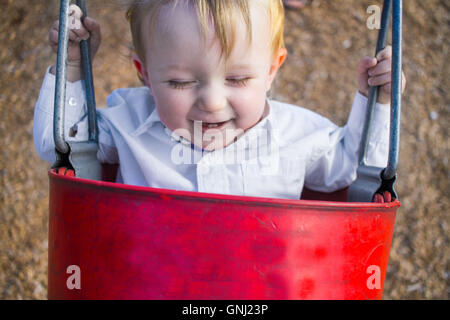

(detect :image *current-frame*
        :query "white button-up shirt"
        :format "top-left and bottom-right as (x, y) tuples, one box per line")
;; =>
(34, 67), (390, 199)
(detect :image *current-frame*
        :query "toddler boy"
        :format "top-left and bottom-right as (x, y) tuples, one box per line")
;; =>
(34, 0), (405, 199)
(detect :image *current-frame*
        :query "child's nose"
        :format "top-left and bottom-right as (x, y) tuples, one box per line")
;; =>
(197, 86), (227, 113)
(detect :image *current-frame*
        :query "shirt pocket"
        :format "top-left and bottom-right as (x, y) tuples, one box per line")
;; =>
(242, 157), (305, 200)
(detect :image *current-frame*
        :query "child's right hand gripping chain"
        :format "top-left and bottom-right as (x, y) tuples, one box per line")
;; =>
(357, 46), (406, 104)
(48, 4), (101, 82)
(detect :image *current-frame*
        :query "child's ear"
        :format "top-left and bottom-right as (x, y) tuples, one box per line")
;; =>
(132, 53), (153, 93)
(266, 48), (287, 91)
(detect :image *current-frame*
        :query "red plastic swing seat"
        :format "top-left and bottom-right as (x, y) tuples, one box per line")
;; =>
(48, 165), (399, 300)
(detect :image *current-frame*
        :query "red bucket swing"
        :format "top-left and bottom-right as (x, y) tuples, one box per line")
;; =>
(48, 0), (403, 300)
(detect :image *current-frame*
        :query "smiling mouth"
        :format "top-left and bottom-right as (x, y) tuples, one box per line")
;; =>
(196, 120), (230, 130)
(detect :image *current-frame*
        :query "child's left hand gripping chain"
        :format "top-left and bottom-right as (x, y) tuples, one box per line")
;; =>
(49, 4), (101, 65)
(357, 45), (406, 104)
(48, 4), (101, 81)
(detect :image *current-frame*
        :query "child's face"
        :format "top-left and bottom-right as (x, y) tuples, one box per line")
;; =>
(134, 2), (286, 150)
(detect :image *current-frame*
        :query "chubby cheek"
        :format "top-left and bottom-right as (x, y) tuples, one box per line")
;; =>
(232, 85), (268, 130)
(152, 87), (192, 132)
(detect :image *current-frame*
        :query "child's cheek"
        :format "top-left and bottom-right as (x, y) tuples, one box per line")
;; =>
(154, 88), (192, 130)
(232, 85), (268, 128)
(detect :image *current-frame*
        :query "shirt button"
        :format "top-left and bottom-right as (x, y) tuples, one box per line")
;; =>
(68, 97), (77, 107)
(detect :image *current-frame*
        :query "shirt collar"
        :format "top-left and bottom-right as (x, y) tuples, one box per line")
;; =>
(130, 106), (162, 137)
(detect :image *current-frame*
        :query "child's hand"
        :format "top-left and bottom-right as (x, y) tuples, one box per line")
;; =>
(48, 5), (101, 80)
(357, 46), (406, 104)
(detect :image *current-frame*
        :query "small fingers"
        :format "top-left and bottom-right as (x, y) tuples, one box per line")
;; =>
(83, 17), (101, 45)
(71, 27), (90, 41)
(368, 72), (391, 87)
(50, 27), (88, 49)
(83, 17), (100, 33)
(49, 27), (59, 45)
(368, 58), (391, 77)
(49, 20), (60, 47)
(50, 17), (89, 45)
(377, 72), (406, 95)
(52, 20), (60, 32)
(68, 29), (85, 43)
(69, 4), (89, 41)
(376, 45), (392, 61)
(358, 56), (377, 73)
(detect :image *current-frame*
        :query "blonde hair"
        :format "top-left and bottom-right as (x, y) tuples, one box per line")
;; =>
(126, 0), (285, 65)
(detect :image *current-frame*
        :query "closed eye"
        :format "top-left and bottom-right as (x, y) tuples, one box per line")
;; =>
(167, 80), (197, 89)
(227, 77), (251, 87)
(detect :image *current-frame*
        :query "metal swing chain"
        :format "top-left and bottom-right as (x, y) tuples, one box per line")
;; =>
(348, 0), (403, 203)
(53, 0), (101, 180)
